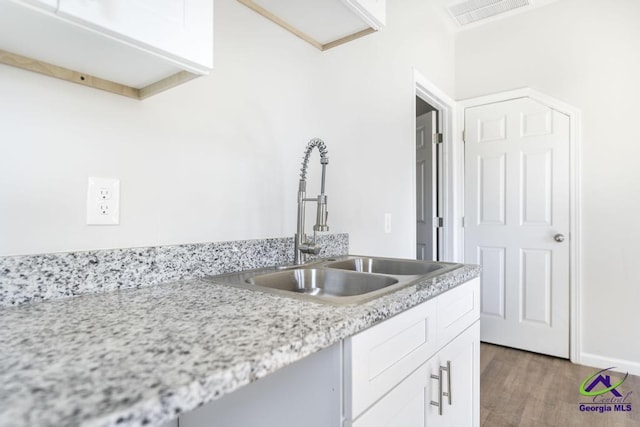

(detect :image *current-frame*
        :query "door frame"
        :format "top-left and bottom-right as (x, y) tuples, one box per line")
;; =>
(457, 88), (582, 363)
(413, 69), (460, 263)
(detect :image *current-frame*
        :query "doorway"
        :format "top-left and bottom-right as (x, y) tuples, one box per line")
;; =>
(413, 69), (460, 264)
(415, 97), (441, 261)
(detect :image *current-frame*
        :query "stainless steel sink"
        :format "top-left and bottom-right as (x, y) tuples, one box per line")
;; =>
(325, 257), (444, 275)
(203, 256), (462, 305)
(247, 268), (398, 297)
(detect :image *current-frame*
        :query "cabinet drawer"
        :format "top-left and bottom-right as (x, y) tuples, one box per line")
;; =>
(345, 298), (437, 419)
(436, 278), (480, 349)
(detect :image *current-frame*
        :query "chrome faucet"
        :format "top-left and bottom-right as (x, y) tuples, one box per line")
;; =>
(294, 138), (329, 265)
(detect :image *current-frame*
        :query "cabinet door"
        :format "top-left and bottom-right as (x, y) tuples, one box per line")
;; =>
(427, 321), (480, 427)
(57, 0), (213, 70)
(351, 364), (429, 427)
(345, 297), (437, 419)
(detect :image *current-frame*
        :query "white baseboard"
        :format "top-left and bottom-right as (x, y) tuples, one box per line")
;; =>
(580, 352), (640, 376)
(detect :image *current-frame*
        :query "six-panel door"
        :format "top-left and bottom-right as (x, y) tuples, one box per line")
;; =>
(464, 97), (570, 358)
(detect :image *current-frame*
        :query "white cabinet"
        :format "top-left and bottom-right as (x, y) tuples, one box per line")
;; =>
(425, 322), (479, 427)
(351, 322), (479, 427)
(57, 0), (212, 71)
(0, 0), (213, 99)
(238, 0), (385, 51)
(344, 295), (438, 419)
(345, 278), (480, 427)
(351, 362), (430, 427)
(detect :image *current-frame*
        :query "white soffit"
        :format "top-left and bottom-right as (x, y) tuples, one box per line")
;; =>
(436, 0), (562, 31)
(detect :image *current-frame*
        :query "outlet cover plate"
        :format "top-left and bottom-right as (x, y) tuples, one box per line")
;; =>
(87, 177), (120, 225)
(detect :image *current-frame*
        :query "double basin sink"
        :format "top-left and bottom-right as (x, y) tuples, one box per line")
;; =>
(204, 256), (462, 305)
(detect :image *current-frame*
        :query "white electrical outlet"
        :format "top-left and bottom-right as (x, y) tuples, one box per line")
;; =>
(97, 203), (110, 215)
(384, 213), (392, 233)
(87, 177), (120, 225)
(98, 188), (112, 200)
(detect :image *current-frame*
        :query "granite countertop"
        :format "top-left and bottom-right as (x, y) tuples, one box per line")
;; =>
(0, 264), (480, 427)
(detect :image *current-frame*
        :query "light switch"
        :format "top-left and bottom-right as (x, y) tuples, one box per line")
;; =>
(384, 213), (392, 233)
(87, 177), (120, 225)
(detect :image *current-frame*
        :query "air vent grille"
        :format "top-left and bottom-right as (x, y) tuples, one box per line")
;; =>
(449, 0), (530, 25)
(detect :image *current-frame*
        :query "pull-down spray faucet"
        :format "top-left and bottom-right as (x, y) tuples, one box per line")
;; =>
(294, 138), (329, 265)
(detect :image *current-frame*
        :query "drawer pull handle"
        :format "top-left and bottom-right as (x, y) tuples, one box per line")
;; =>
(430, 368), (444, 416)
(442, 360), (452, 406)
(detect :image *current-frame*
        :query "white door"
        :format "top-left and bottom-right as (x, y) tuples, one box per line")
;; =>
(464, 97), (570, 358)
(416, 112), (437, 260)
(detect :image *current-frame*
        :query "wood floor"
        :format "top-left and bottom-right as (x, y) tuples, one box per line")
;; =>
(481, 343), (640, 426)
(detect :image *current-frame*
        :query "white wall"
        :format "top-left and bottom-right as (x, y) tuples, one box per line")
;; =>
(456, 0), (640, 369)
(311, 0), (455, 257)
(0, 0), (455, 257)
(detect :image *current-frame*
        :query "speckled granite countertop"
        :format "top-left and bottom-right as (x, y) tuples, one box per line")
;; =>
(0, 264), (480, 427)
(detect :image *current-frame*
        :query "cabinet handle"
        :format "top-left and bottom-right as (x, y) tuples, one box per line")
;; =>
(442, 360), (452, 406)
(429, 368), (444, 416)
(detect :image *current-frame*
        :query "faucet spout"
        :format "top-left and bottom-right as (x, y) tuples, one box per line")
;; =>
(295, 138), (329, 265)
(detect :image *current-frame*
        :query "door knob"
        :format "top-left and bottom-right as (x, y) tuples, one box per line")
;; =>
(554, 234), (565, 242)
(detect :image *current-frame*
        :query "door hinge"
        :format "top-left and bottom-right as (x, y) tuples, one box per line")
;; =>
(434, 217), (444, 228)
(462, 129), (466, 143)
(462, 216), (465, 228)
(432, 132), (443, 145)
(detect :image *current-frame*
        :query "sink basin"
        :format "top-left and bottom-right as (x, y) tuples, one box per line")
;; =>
(325, 257), (444, 275)
(204, 256), (463, 305)
(247, 268), (398, 297)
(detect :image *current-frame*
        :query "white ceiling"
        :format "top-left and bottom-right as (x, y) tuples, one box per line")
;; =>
(432, 0), (562, 31)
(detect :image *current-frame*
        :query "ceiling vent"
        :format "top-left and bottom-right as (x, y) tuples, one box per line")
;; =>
(448, 0), (530, 26)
